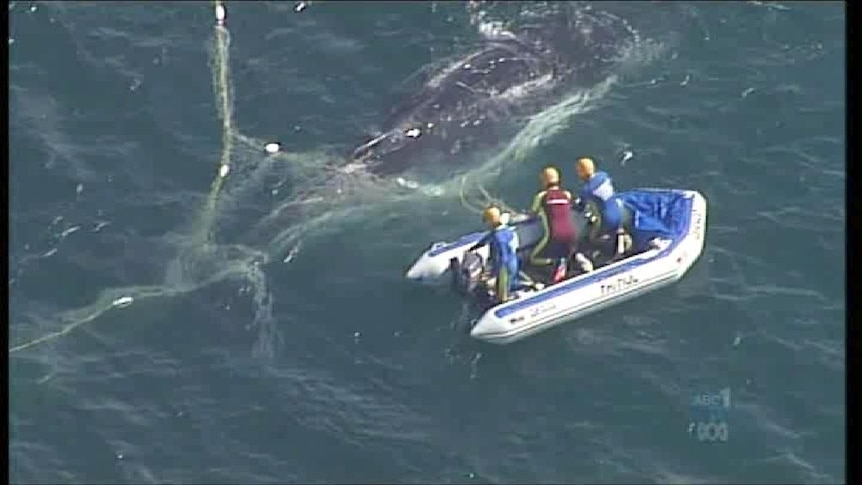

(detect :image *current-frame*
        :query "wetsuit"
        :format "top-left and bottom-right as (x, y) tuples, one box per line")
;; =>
(577, 171), (624, 240)
(469, 225), (520, 303)
(529, 186), (577, 266)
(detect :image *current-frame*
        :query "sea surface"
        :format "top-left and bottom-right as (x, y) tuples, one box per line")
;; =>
(8, 1), (846, 484)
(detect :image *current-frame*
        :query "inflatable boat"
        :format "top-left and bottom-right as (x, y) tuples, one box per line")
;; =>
(405, 189), (708, 344)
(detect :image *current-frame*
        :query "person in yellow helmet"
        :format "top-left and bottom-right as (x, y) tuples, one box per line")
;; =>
(468, 205), (520, 303)
(528, 166), (582, 283)
(575, 157), (629, 256)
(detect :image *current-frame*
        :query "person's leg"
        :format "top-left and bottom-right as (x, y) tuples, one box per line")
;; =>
(496, 266), (510, 303)
(529, 214), (554, 266)
(602, 199), (628, 256)
(509, 261), (521, 293)
(547, 240), (569, 283)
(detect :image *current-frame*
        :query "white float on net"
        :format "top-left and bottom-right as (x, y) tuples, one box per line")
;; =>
(265, 142), (281, 154)
(215, 4), (226, 26)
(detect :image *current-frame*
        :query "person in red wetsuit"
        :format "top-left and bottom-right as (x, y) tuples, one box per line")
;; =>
(528, 167), (592, 283)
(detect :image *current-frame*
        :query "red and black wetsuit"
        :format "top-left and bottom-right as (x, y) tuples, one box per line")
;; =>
(529, 186), (577, 265)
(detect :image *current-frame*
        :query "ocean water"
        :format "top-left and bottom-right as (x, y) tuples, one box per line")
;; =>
(8, 1), (845, 484)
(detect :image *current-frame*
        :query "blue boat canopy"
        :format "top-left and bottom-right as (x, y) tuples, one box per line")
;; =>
(617, 190), (691, 252)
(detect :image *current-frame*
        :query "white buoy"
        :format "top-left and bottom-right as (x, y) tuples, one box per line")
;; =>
(112, 296), (134, 308)
(265, 142), (281, 154)
(621, 150), (633, 165)
(215, 4), (226, 25)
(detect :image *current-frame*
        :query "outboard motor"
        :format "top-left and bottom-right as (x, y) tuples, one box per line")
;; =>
(449, 252), (486, 296)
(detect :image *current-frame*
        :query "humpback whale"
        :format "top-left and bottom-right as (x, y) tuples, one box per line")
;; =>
(347, 7), (638, 177)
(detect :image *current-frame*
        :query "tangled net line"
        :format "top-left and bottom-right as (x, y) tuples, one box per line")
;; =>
(458, 175), (522, 217)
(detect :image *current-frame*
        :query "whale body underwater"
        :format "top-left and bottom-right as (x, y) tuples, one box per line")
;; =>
(347, 9), (639, 177)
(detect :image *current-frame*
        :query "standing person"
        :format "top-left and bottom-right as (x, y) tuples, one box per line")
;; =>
(468, 206), (521, 303)
(528, 167), (585, 282)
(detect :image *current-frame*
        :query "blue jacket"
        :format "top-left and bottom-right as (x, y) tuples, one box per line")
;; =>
(577, 171), (623, 231)
(471, 225), (519, 275)
(578, 171), (615, 206)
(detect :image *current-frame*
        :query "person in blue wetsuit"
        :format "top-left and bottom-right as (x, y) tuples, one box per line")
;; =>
(468, 206), (520, 304)
(575, 157), (630, 258)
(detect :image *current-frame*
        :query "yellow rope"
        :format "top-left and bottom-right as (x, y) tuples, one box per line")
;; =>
(458, 175), (486, 215)
(458, 174), (525, 220)
(477, 184), (519, 215)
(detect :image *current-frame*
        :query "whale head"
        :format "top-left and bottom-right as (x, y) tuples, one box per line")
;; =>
(349, 121), (448, 177)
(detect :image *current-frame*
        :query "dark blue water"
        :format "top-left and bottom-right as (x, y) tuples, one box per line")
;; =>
(9, 2), (845, 483)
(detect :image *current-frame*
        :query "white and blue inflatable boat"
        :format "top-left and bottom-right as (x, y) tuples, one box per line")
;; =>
(406, 189), (707, 344)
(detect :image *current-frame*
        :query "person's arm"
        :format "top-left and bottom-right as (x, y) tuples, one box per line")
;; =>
(468, 231), (491, 251)
(530, 191), (545, 214)
(574, 184), (588, 210)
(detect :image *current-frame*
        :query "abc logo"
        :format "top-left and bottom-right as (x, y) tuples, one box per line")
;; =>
(691, 388), (731, 409)
(692, 393), (724, 408)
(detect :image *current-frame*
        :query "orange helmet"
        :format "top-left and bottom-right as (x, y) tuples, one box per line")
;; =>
(540, 167), (561, 187)
(576, 157), (596, 181)
(483, 206), (502, 227)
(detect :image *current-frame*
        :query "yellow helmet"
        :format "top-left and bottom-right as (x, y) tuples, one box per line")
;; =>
(541, 166), (560, 187)
(576, 157), (596, 181)
(483, 206), (502, 227)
